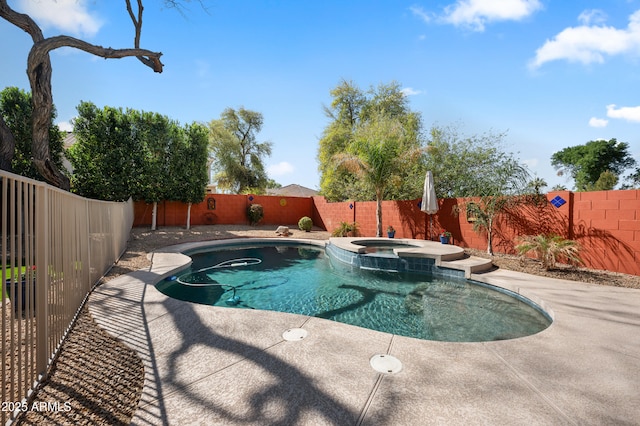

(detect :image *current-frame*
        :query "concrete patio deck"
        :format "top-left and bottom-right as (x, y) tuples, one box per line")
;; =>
(88, 239), (640, 425)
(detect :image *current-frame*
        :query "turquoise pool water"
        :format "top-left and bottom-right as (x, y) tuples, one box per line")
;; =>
(156, 244), (551, 342)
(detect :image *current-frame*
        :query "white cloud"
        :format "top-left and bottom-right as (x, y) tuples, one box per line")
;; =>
(578, 9), (608, 26)
(409, 6), (432, 23)
(606, 104), (640, 122)
(56, 121), (74, 132)
(530, 10), (640, 69)
(401, 87), (423, 96)
(17, 0), (102, 37)
(588, 117), (609, 127)
(267, 161), (295, 177)
(440, 0), (543, 32)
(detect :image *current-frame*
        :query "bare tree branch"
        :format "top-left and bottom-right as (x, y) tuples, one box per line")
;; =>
(0, 0), (167, 189)
(0, 0), (43, 41)
(31, 36), (164, 73)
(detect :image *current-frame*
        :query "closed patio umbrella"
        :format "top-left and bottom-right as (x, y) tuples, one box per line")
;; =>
(421, 171), (438, 240)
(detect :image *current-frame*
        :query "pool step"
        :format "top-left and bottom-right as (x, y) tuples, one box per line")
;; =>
(440, 255), (494, 279)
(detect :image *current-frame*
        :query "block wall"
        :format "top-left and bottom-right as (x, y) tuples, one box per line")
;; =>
(310, 197), (355, 234)
(458, 192), (572, 255)
(249, 195), (314, 226)
(133, 189), (640, 275)
(133, 194), (313, 228)
(571, 190), (640, 275)
(308, 190), (638, 275)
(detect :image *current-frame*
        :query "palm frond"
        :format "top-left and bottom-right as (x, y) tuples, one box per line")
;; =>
(516, 234), (582, 270)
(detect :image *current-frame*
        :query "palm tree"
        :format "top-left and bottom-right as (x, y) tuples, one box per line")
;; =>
(334, 112), (421, 236)
(527, 176), (548, 194)
(516, 234), (582, 270)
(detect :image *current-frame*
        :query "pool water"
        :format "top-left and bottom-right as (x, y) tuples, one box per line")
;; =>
(156, 244), (551, 342)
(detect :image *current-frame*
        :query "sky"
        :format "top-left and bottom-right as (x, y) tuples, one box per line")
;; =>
(2, 0), (640, 191)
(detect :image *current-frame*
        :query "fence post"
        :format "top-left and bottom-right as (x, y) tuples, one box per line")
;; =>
(86, 198), (91, 287)
(35, 184), (49, 375)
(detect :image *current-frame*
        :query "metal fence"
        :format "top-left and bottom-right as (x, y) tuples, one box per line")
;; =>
(1, 170), (133, 424)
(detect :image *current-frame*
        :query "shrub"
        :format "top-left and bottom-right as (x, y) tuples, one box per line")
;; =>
(331, 221), (359, 237)
(246, 204), (264, 225)
(298, 216), (313, 232)
(515, 234), (582, 270)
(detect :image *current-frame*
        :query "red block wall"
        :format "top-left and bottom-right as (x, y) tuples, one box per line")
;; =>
(133, 189), (639, 275)
(133, 194), (313, 227)
(249, 195), (314, 226)
(310, 197), (355, 234)
(571, 190), (640, 275)
(458, 192), (572, 255)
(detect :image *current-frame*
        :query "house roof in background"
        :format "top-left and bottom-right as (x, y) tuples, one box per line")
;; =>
(266, 184), (318, 197)
(63, 132), (76, 149)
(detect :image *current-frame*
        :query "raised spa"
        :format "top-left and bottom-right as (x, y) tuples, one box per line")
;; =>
(157, 241), (551, 342)
(352, 240), (417, 254)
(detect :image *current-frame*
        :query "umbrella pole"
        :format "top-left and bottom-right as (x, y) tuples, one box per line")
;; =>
(430, 215), (433, 241)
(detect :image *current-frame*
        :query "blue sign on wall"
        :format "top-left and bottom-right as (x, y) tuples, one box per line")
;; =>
(550, 195), (566, 208)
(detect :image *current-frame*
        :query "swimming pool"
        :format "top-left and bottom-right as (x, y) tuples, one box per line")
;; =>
(156, 243), (551, 342)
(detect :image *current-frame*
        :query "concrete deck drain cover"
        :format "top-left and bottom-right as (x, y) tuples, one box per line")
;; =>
(370, 354), (402, 373)
(282, 328), (308, 341)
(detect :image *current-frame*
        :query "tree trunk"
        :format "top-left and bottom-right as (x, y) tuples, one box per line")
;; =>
(486, 217), (494, 255)
(28, 45), (71, 190)
(376, 191), (383, 237)
(186, 202), (192, 230)
(151, 202), (157, 231)
(0, 115), (16, 172)
(1, 0), (163, 190)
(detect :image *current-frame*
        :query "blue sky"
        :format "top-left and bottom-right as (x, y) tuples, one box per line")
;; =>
(2, 0), (640, 191)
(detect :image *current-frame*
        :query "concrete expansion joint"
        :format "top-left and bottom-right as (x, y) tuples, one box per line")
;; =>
(356, 371), (386, 426)
(485, 344), (577, 425)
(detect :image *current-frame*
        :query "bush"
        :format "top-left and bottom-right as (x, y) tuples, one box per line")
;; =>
(246, 204), (264, 225)
(331, 221), (359, 237)
(298, 216), (313, 232)
(515, 234), (582, 270)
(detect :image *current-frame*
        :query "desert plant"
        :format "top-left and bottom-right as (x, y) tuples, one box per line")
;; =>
(246, 204), (264, 225)
(298, 216), (313, 232)
(348, 222), (360, 237)
(331, 221), (350, 237)
(515, 234), (582, 270)
(331, 221), (359, 237)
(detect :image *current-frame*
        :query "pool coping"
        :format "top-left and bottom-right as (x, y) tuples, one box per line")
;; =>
(328, 236), (464, 259)
(88, 237), (640, 425)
